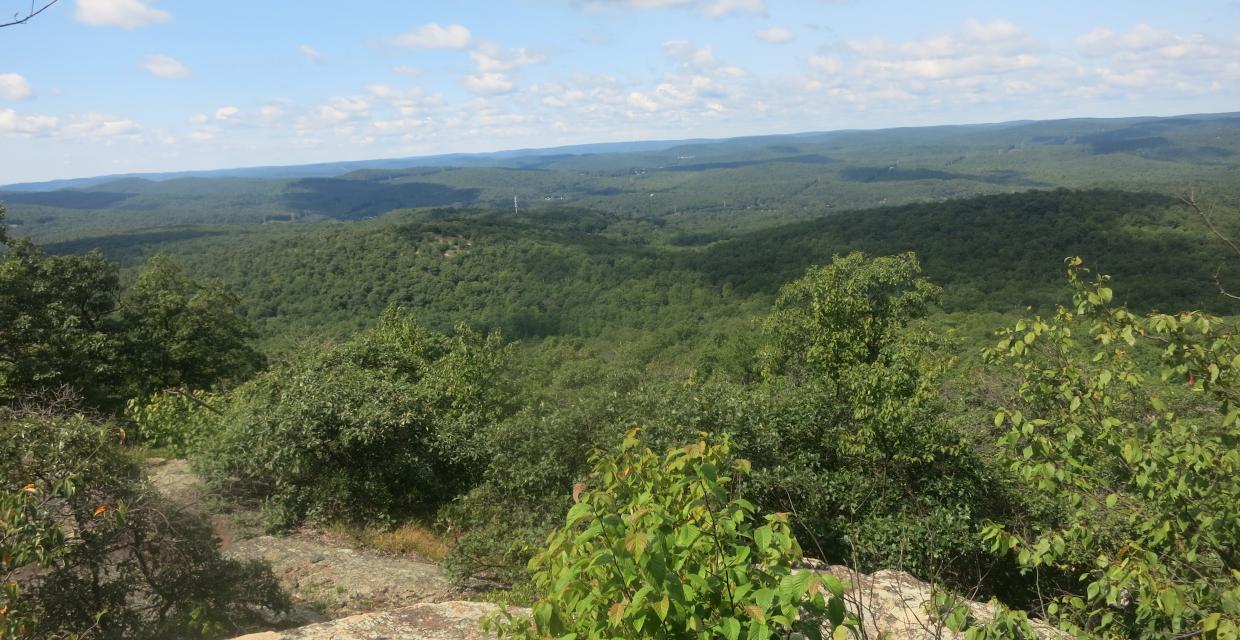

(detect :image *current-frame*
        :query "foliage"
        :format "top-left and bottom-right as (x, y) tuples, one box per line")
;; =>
(117, 255), (264, 395)
(982, 258), (1240, 639)
(124, 389), (222, 457)
(200, 307), (512, 527)
(1, 467), (67, 638)
(0, 405), (288, 640)
(0, 239), (122, 410)
(490, 432), (853, 640)
(742, 253), (1009, 587)
(0, 240), (258, 413)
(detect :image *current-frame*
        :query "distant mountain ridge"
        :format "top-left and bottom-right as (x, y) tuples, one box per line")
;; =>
(8, 111), (1235, 192)
(0, 138), (712, 192)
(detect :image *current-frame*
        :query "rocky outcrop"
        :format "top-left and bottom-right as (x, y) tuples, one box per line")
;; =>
(230, 565), (1062, 640)
(813, 563), (1062, 639)
(232, 601), (515, 640)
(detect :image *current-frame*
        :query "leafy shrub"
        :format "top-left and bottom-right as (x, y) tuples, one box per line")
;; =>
(125, 389), (222, 456)
(739, 252), (1015, 588)
(0, 405), (288, 639)
(982, 258), (1240, 639)
(491, 432), (853, 640)
(200, 307), (511, 527)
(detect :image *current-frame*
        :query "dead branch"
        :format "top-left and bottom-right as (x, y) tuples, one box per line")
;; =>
(1181, 191), (1240, 301)
(0, 0), (59, 28)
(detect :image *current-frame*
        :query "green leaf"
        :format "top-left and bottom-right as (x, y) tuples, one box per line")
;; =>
(778, 571), (811, 604)
(652, 594), (670, 621)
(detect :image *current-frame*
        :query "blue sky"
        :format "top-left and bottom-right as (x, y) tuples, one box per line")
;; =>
(1, 0), (1238, 182)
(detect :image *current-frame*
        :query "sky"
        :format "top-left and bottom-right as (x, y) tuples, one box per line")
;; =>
(1, 0), (1239, 183)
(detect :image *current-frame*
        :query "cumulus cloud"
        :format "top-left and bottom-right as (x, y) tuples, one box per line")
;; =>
(1068, 24), (1240, 93)
(214, 106), (240, 120)
(470, 44), (545, 73)
(392, 65), (421, 77)
(465, 73), (516, 95)
(392, 23), (472, 49)
(755, 26), (794, 44)
(830, 19), (1043, 85)
(299, 44), (325, 63)
(143, 54), (191, 79)
(0, 73), (32, 100)
(460, 43), (547, 95)
(584, 0), (766, 17)
(57, 112), (142, 139)
(0, 108), (57, 135)
(75, 0), (170, 29)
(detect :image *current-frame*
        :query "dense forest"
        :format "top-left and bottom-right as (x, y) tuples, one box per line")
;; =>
(3, 113), (1240, 640)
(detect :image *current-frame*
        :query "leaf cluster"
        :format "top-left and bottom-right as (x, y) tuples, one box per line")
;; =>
(491, 432), (853, 640)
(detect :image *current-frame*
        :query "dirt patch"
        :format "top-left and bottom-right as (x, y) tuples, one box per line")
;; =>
(145, 458), (454, 619)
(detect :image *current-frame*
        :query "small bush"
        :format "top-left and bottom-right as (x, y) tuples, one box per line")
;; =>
(125, 389), (222, 457)
(491, 432), (853, 640)
(0, 406), (288, 640)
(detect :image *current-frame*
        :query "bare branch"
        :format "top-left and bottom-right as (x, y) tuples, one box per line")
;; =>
(0, 0), (59, 28)
(1181, 191), (1240, 301)
(164, 387), (224, 415)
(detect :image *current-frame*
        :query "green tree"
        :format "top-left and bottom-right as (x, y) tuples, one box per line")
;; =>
(0, 239), (123, 409)
(118, 255), (264, 397)
(743, 252), (1002, 584)
(982, 258), (1240, 639)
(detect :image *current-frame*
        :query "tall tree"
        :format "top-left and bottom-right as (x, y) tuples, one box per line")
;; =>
(0, 237), (123, 408)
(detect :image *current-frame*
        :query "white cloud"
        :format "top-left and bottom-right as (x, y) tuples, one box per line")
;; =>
(57, 112), (142, 139)
(1076, 24), (1173, 57)
(807, 55), (840, 74)
(0, 108), (57, 135)
(838, 20), (1043, 82)
(299, 44), (325, 63)
(664, 40), (745, 76)
(329, 95), (371, 114)
(259, 105), (286, 122)
(585, 0), (766, 17)
(700, 0), (765, 18)
(215, 106), (240, 120)
(75, 0), (170, 29)
(393, 65), (421, 77)
(470, 44), (545, 73)
(0, 73), (32, 100)
(142, 54), (191, 79)
(627, 92), (659, 111)
(465, 73), (515, 95)
(392, 23), (472, 49)
(755, 26), (794, 44)
(190, 113), (209, 123)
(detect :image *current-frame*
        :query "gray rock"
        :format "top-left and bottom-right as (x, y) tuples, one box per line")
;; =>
(231, 601), (521, 640)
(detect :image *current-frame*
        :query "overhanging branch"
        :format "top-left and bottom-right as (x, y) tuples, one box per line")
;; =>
(0, 0), (60, 28)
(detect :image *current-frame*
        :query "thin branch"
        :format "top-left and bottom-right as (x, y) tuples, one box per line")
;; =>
(0, 0), (59, 28)
(1181, 191), (1240, 301)
(165, 387), (224, 415)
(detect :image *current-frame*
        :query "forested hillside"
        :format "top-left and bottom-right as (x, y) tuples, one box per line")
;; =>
(4, 113), (1240, 640)
(4, 112), (1239, 244)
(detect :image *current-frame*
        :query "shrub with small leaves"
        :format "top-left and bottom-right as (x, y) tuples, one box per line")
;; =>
(490, 431), (853, 640)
